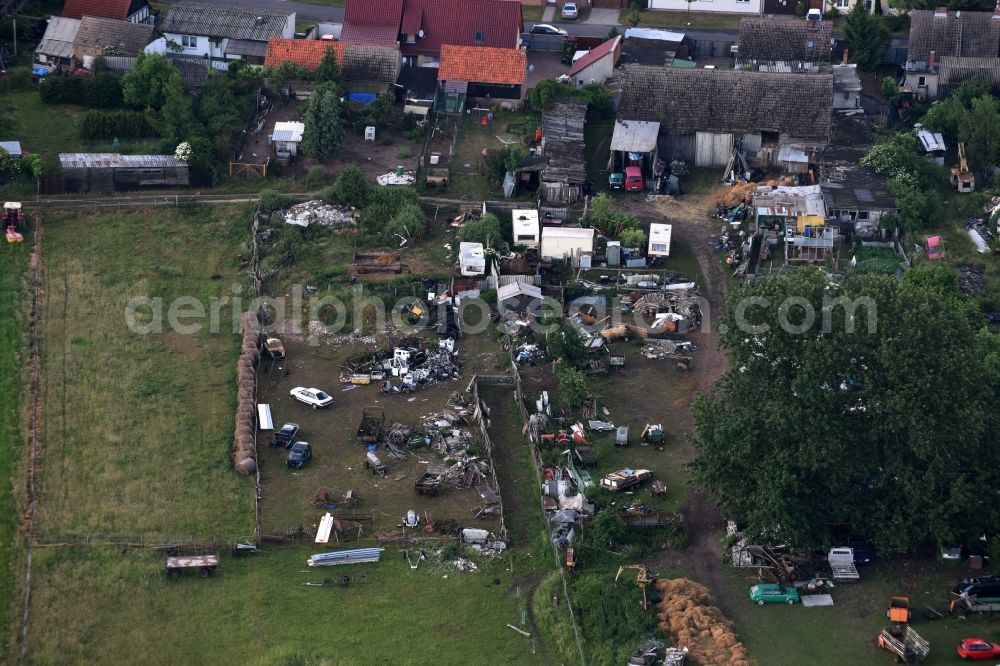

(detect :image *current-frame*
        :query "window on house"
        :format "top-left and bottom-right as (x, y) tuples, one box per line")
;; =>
(806, 40), (814, 48)
(918, 76), (926, 86)
(857, 212), (870, 220)
(735, 0), (749, 3)
(181, 35), (198, 48)
(835, 0), (849, 7)
(652, 243), (668, 253)
(473, 31), (484, 44)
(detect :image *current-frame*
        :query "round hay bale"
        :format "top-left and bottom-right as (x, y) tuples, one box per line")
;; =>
(238, 388), (255, 402)
(234, 455), (257, 475)
(237, 436), (255, 452)
(236, 426), (253, 440)
(238, 368), (255, 381)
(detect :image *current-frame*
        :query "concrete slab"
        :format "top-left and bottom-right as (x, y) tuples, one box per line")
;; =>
(801, 594), (834, 607)
(586, 8), (621, 25)
(542, 6), (556, 21)
(526, 51), (570, 88)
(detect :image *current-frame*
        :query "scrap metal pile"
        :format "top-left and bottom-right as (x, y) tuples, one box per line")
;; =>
(341, 338), (461, 393)
(640, 339), (696, 361)
(281, 200), (358, 229)
(628, 283), (702, 334)
(413, 393), (494, 496)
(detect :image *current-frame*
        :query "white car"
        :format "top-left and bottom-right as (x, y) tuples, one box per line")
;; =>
(530, 23), (568, 36)
(289, 387), (333, 409)
(561, 2), (578, 19)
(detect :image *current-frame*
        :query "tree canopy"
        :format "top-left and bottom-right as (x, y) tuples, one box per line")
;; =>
(922, 78), (1000, 171)
(457, 213), (504, 248)
(301, 85), (344, 159)
(121, 53), (180, 110)
(843, 2), (889, 72)
(314, 46), (343, 92)
(691, 268), (1000, 554)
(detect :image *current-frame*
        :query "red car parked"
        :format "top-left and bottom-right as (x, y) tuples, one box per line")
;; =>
(624, 166), (644, 192)
(957, 638), (1000, 660)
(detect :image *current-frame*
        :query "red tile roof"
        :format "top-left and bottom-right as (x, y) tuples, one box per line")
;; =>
(570, 35), (621, 76)
(264, 39), (343, 71)
(438, 44), (526, 85)
(340, 0), (522, 55)
(401, 0), (522, 56)
(62, 0), (136, 20)
(341, 0), (403, 45)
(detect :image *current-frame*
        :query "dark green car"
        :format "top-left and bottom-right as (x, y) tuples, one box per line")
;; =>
(749, 583), (800, 605)
(609, 171), (625, 190)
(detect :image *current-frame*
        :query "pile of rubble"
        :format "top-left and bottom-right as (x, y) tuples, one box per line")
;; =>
(958, 265), (986, 295)
(628, 283), (702, 334)
(282, 200), (358, 229)
(641, 339), (696, 360)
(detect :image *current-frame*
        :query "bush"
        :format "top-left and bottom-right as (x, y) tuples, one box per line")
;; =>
(40, 74), (123, 108)
(259, 189), (296, 212)
(78, 110), (157, 139)
(362, 186), (420, 236)
(457, 213), (503, 247)
(304, 165), (327, 190)
(0, 69), (33, 93)
(327, 164), (370, 208)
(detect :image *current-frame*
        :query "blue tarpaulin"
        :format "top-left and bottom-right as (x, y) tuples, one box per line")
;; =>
(349, 92), (377, 105)
(32, 66), (49, 76)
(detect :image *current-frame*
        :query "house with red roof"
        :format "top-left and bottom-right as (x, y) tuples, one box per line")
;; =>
(62, 0), (152, 24)
(341, 0), (522, 64)
(570, 35), (621, 87)
(437, 44), (526, 112)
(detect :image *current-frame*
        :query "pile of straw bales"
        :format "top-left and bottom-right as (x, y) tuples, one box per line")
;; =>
(234, 312), (260, 475)
(655, 578), (750, 666)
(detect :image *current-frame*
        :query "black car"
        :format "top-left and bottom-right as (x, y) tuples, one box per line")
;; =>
(270, 423), (300, 448)
(847, 538), (874, 565)
(953, 574), (999, 595)
(286, 441), (312, 469)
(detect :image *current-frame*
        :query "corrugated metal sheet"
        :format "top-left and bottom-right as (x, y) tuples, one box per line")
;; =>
(226, 38), (268, 58)
(0, 142), (23, 157)
(37, 17), (80, 59)
(59, 153), (188, 168)
(610, 120), (659, 153)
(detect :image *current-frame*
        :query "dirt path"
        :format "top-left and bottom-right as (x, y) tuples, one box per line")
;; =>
(629, 196), (733, 598)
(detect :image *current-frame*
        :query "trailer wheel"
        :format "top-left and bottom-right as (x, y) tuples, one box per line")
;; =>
(200, 567), (212, 578)
(168, 568), (180, 580)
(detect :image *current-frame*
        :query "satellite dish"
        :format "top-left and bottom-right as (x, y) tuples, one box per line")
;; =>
(417, 29), (425, 38)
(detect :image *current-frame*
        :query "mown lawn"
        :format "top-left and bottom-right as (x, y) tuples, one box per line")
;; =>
(22, 545), (537, 664)
(35, 207), (254, 540)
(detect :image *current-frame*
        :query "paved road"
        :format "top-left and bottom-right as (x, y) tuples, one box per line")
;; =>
(201, 0), (747, 41)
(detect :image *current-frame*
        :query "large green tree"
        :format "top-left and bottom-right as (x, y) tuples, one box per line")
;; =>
(313, 46), (343, 94)
(301, 85), (344, 159)
(843, 2), (889, 72)
(121, 53), (180, 110)
(691, 268), (1000, 554)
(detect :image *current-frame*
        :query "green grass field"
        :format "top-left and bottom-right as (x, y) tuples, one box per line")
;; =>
(0, 232), (28, 659)
(36, 207), (254, 540)
(23, 545), (537, 664)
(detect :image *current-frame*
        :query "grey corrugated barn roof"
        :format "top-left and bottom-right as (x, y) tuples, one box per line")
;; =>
(226, 39), (269, 58)
(160, 2), (292, 41)
(610, 120), (659, 153)
(618, 65), (833, 144)
(74, 15), (155, 56)
(59, 153), (188, 168)
(738, 17), (832, 63)
(102, 54), (212, 86)
(37, 16), (81, 59)
(907, 9), (1000, 62)
(938, 55), (1000, 94)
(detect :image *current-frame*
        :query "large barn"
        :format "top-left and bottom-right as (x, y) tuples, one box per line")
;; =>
(60, 153), (190, 192)
(617, 65), (833, 168)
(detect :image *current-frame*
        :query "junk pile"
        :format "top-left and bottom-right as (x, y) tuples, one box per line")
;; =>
(958, 265), (986, 295)
(377, 169), (416, 186)
(655, 578), (751, 666)
(629, 284), (702, 335)
(641, 339), (696, 360)
(351, 251), (407, 275)
(233, 312), (260, 475)
(343, 340), (461, 393)
(282, 200), (358, 229)
(712, 182), (755, 207)
(966, 216), (997, 254)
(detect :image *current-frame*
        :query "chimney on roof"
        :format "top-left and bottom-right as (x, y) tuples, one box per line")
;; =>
(928, 49), (936, 70)
(934, 6), (947, 17)
(255, 16), (264, 25)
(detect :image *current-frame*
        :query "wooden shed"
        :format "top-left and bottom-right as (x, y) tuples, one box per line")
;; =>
(59, 153), (190, 192)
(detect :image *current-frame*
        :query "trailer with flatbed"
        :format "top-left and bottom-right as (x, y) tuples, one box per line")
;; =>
(599, 468), (652, 492)
(165, 554), (219, 579)
(877, 626), (929, 664)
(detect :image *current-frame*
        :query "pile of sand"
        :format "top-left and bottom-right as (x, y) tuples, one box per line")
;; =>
(655, 579), (751, 666)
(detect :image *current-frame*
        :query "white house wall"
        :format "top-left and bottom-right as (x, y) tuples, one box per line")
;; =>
(163, 32), (229, 59)
(572, 54), (615, 87)
(648, 0), (762, 14)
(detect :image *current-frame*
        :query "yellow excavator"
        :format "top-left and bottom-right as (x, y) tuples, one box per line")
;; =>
(951, 142), (975, 193)
(615, 564), (656, 611)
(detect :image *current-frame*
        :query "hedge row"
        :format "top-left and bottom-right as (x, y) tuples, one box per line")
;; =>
(79, 110), (157, 140)
(40, 74), (123, 109)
